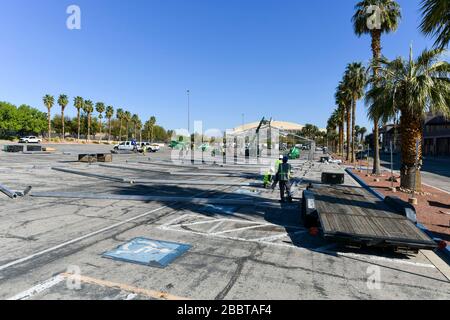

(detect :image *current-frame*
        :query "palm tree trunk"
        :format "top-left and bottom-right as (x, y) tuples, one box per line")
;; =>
(400, 111), (422, 192)
(98, 118), (102, 142)
(77, 110), (81, 142)
(47, 109), (51, 141)
(338, 125), (343, 156)
(126, 123), (129, 140)
(371, 29), (382, 175)
(108, 118), (112, 142)
(351, 98), (356, 163)
(346, 107), (351, 161)
(340, 113), (345, 156)
(61, 109), (65, 141)
(119, 120), (123, 141)
(88, 114), (91, 142)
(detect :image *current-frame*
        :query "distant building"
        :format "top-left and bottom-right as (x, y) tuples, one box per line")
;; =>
(233, 120), (326, 134)
(423, 115), (450, 157)
(379, 124), (401, 153)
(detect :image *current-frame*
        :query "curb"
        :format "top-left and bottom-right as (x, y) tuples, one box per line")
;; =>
(345, 168), (450, 260)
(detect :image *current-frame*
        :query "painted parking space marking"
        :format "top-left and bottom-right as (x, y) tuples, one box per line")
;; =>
(103, 237), (191, 268)
(8, 274), (65, 300)
(160, 214), (436, 269)
(9, 273), (190, 300)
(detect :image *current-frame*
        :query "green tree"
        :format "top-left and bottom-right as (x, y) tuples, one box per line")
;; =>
(116, 108), (124, 141)
(344, 62), (367, 162)
(352, 0), (401, 174)
(420, 0), (450, 49)
(144, 116), (157, 142)
(43, 94), (54, 141)
(366, 48), (450, 191)
(105, 106), (114, 142)
(16, 105), (47, 136)
(83, 100), (94, 142)
(95, 102), (105, 141)
(74, 96), (84, 142)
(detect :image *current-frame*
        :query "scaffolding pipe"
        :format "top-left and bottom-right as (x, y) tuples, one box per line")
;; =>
(0, 183), (18, 199)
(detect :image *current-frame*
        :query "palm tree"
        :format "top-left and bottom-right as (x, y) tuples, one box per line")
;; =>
(366, 47), (450, 191)
(57, 94), (69, 141)
(43, 95), (54, 141)
(355, 125), (361, 144)
(148, 116), (156, 142)
(74, 97), (84, 142)
(116, 108), (124, 141)
(327, 110), (340, 153)
(83, 100), (94, 142)
(353, 0), (401, 173)
(344, 62), (367, 163)
(335, 81), (352, 161)
(359, 127), (367, 144)
(124, 111), (131, 140)
(95, 102), (105, 141)
(420, 0), (450, 49)
(131, 114), (140, 139)
(105, 106), (114, 142)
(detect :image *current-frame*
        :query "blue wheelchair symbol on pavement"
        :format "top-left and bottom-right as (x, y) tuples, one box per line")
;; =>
(102, 237), (191, 268)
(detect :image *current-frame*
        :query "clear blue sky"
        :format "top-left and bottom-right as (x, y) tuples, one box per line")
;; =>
(0, 0), (442, 132)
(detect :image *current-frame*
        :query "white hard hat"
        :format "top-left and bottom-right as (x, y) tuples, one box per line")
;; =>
(279, 155), (284, 160)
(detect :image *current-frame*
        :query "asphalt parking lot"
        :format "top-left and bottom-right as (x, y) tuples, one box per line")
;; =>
(0, 144), (449, 300)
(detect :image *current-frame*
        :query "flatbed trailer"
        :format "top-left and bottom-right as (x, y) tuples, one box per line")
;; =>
(307, 184), (437, 251)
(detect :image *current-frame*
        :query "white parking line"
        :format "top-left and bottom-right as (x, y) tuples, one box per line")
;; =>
(0, 206), (168, 272)
(8, 275), (65, 300)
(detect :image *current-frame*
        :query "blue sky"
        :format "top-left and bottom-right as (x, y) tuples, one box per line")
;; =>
(0, 0), (442, 132)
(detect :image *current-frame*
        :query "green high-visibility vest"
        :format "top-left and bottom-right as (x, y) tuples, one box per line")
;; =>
(278, 163), (291, 181)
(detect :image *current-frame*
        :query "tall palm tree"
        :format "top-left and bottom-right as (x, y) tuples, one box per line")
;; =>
(57, 94), (69, 141)
(73, 96), (84, 142)
(335, 81), (352, 161)
(327, 110), (340, 153)
(344, 62), (367, 163)
(366, 47), (450, 191)
(353, 0), (401, 173)
(420, 0), (450, 49)
(105, 106), (114, 142)
(131, 114), (140, 139)
(95, 102), (105, 141)
(124, 111), (131, 140)
(43, 95), (54, 141)
(83, 100), (94, 142)
(116, 108), (124, 141)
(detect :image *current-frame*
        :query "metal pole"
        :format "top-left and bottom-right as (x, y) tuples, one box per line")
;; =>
(0, 183), (17, 199)
(390, 140), (394, 190)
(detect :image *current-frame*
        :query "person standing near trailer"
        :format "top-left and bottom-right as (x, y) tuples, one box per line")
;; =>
(275, 156), (293, 203)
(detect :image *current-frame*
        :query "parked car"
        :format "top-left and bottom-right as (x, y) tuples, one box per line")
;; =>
(19, 136), (42, 144)
(113, 141), (138, 152)
(140, 142), (160, 152)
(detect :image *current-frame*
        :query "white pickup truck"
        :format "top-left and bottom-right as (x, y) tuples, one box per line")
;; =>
(19, 136), (42, 144)
(113, 141), (138, 152)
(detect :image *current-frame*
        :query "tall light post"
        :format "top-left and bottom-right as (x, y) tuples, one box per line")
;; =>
(187, 90), (190, 133)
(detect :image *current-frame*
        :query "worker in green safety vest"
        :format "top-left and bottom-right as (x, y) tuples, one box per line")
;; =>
(275, 156), (293, 203)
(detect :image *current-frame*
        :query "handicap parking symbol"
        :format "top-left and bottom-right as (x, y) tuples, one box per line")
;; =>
(102, 237), (191, 268)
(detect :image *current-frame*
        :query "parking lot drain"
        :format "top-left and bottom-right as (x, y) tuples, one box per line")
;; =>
(102, 237), (191, 268)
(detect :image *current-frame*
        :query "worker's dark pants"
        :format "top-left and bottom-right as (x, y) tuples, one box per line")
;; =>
(279, 180), (292, 201)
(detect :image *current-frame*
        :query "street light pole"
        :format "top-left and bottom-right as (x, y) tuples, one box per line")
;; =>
(187, 90), (190, 133)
